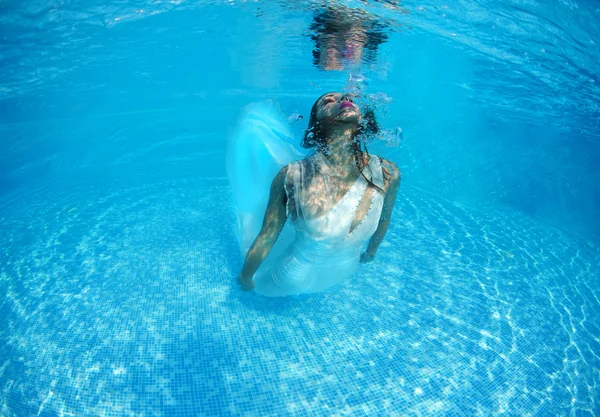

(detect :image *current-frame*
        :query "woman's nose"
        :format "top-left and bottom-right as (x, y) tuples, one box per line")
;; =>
(341, 95), (352, 102)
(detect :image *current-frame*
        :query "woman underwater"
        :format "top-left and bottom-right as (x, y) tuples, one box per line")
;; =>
(228, 92), (400, 297)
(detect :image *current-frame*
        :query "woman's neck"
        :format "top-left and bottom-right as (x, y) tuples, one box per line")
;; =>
(317, 129), (365, 174)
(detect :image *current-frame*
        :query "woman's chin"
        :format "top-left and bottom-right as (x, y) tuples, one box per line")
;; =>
(335, 112), (360, 124)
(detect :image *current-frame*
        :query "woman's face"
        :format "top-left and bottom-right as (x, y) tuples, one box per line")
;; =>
(315, 92), (362, 125)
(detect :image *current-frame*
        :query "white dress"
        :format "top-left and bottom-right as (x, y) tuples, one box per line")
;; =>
(227, 101), (384, 297)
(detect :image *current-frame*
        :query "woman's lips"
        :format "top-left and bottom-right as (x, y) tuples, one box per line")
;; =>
(340, 101), (354, 109)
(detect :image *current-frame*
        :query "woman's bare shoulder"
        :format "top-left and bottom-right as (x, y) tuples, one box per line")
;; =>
(378, 157), (401, 182)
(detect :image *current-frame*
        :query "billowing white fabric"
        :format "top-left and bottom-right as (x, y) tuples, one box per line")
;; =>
(226, 100), (304, 264)
(227, 101), (384, 297)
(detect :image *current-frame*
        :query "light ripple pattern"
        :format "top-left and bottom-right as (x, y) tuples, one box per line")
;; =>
(0, 172), (598, 416)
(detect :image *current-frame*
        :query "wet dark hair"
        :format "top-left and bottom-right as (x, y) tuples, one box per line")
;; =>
(302, 93), (384, 193)
(301, 95), (327, 149)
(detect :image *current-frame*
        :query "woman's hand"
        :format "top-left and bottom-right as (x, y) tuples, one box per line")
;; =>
(360, 252), (375, 263)
(237, 275), (255, 291)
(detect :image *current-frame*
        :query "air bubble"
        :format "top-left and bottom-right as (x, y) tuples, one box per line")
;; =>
(288, 113), (303, 123)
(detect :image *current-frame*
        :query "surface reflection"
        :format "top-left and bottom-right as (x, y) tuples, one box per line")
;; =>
(309, 5), (390, 71)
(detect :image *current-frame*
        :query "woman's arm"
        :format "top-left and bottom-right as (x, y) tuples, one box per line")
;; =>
(238, 166), (289, 290)
(361, 159), (401, 263)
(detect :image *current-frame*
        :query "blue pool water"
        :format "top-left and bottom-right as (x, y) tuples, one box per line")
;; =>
(1, 1), (599, 416)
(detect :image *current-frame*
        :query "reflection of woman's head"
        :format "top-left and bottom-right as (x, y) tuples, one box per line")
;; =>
(310, 7), (388, 71)
(302, 92), (379, 149)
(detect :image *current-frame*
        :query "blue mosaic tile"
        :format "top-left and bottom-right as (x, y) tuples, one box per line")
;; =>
(0, 175), (599, 416)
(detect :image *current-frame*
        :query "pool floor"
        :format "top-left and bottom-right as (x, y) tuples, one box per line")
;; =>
(0, 171), (599, 416)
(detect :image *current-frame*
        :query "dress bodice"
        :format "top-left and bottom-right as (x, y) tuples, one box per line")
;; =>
(248, 153), (386, 296)
(284, 153), (385, 249)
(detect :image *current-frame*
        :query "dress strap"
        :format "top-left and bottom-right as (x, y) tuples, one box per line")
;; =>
(365, 155), (384, 189)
